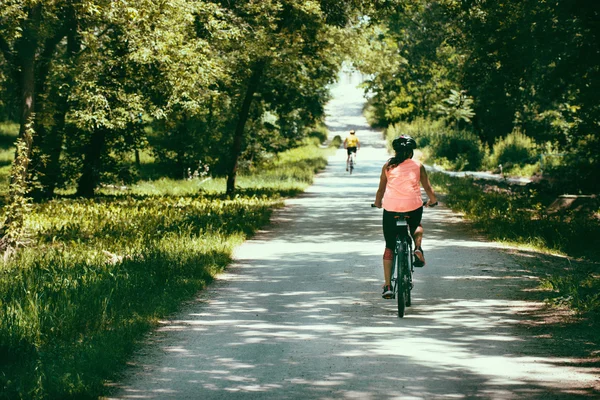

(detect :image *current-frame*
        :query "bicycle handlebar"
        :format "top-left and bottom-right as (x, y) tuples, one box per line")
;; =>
(371, 200), (438, 208)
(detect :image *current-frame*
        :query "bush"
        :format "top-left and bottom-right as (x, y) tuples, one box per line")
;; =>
(486, 129), (538, 170)
(385, 118), (484, 171)
(385, 117), (446, 150)
(543, 134), (600, 194)
(330, 135), (342, 148)
(430, 129), (486, 171)
(307, 125), (328, 144)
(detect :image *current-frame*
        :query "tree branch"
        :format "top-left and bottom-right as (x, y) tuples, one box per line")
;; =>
(36, 25), (69, 95)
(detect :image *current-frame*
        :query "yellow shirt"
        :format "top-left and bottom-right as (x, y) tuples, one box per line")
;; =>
(346, 135), (359, 147)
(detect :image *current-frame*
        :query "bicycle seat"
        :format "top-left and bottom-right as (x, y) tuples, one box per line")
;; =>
(394, 215), (410, 227)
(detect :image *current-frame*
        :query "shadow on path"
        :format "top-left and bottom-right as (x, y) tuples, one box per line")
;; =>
(108, 71), (599, 400)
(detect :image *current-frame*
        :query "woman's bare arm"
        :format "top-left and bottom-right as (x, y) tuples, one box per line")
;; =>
(374, 163), (388, 208)
(420, 164), (437, 205)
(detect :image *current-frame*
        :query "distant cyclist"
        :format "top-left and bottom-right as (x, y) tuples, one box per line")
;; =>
(343, 130), (360, 171)
(373, 135), (438, 299)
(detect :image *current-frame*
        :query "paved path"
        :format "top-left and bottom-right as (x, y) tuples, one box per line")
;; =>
(108, 73), (599, 399)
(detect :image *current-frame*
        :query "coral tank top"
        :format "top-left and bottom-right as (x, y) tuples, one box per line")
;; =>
(382, 159), (422, 212)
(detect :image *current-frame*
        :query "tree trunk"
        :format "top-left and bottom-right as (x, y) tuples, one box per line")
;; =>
(13, 19), (39, 187)
(76, 129), (106, 198)
(30, 23), (71, 199)
(41, 19), (80, 198)
(226, 60), (266, 196)
(36, 111), (67, 198)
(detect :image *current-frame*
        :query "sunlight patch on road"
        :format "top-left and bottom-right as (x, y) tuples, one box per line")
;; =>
(234, 241), (380, 259)
(370, 336), (600, 389)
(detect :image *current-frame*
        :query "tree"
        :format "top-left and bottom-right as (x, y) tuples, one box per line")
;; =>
(354, 0), (463, 125)
(0, 0), (77, 247)
(66, 0), (224, 196)
(212, 0), (358, 196)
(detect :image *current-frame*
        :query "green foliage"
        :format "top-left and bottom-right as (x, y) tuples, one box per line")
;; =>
(0, 139), (330, 399)
(354, 3), (462, 126)
(363, 100), (388, 129)
(486, 129), (538, 170)
(434, 89), (475, 127)
(307, 124), (329, 144)
(330, 135), (342, 148)
(386, 118), (485, 171)
(385, 117), (446, 149)
(430, 130), (485, 171)
(0, 120), (34, 254)
(543, 134), (600, 194)
(0, 122), (18, 183)
(355, 0), (600, 191)
(0, 198), (257, 398)
(0, 0), (355, 199)
(542, 272), (600, 318)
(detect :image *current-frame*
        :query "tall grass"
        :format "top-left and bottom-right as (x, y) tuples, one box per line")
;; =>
(0, 140), (333, 399)
(430, 172), (600, 256)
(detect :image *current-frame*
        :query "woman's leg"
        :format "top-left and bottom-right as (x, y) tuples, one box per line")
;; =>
(413, 225), (425, 264)
(407, 208), (425, 265)
(413, 225), (423, 249)
(382, 210), (397, 295)
(383, 248), (393, 286)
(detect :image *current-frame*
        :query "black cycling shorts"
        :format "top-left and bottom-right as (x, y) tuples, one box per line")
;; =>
(347, 146), (357, 155)
(382, 207), (423, 250)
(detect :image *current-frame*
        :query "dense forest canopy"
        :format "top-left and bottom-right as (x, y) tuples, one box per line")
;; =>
(354, 0), (599, 191)
(0, 0), (365, 199)
(0, 0), (597, 202)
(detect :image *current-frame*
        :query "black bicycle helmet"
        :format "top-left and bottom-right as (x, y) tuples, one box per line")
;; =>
(392, 135), (417, 152)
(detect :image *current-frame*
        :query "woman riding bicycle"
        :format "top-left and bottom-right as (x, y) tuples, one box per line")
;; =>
(373, 135), (437, 299)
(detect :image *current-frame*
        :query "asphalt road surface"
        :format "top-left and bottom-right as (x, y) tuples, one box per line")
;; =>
(108, 72), (599, 400)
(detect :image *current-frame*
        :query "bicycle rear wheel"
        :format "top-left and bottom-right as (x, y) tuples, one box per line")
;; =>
(395, 244), (406, 318)
(349, 156), (354, 174)
(406, 242), (413, 307)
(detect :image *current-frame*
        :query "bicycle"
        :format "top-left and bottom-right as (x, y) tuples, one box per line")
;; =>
(373, 200), (438, 318)
(348, 152), (356, 174)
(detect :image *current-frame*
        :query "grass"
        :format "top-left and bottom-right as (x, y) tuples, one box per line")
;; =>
(0, 140), (334, 399)
(429, 171), (600, 321)
(0, 122), (18, 194)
